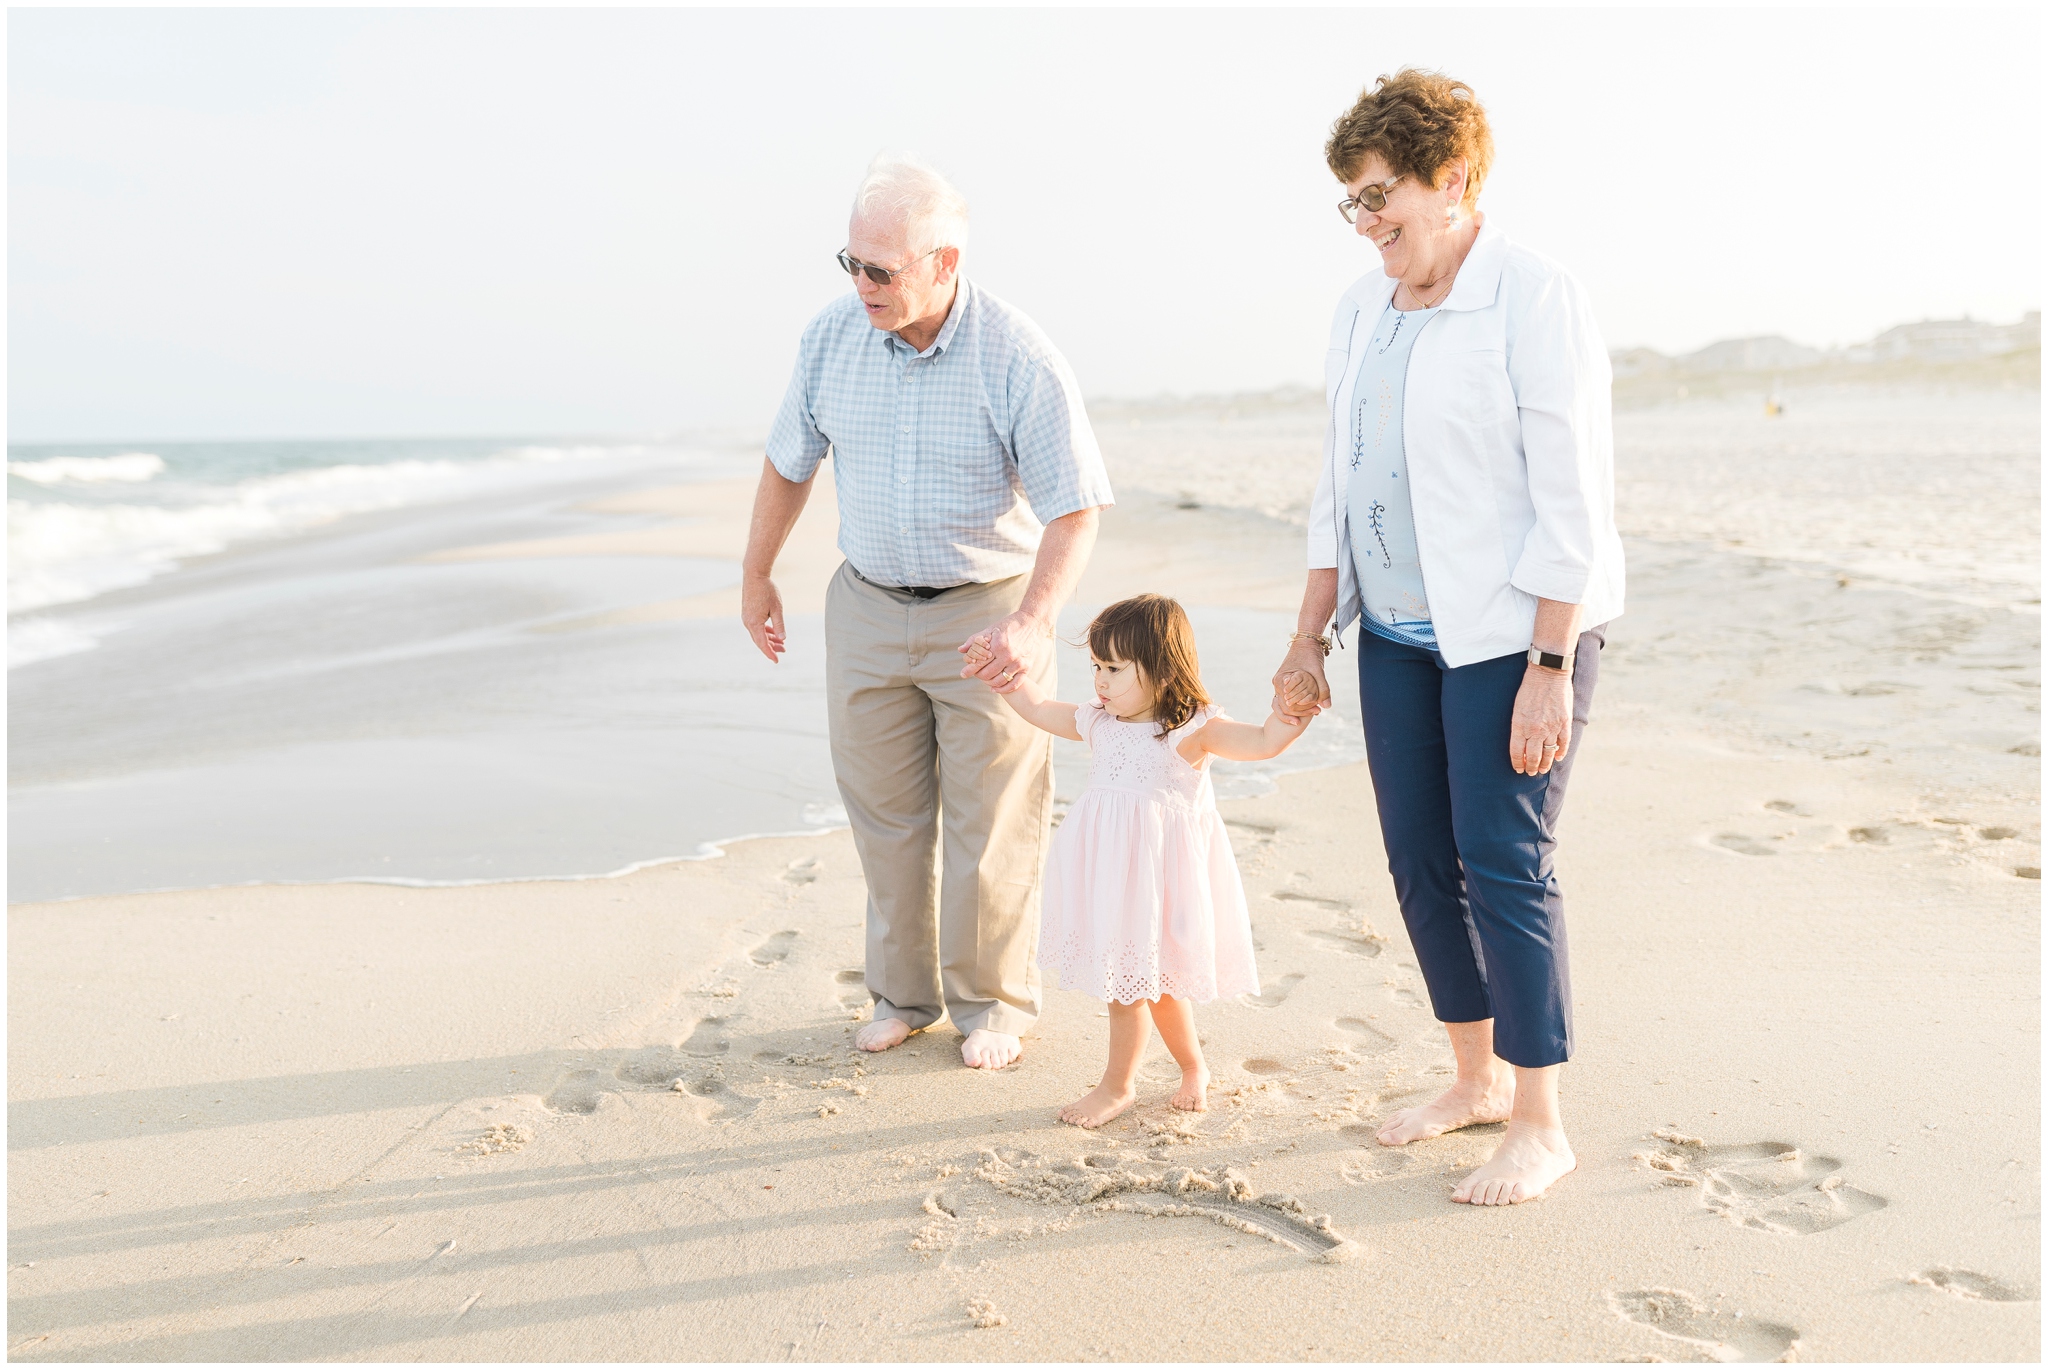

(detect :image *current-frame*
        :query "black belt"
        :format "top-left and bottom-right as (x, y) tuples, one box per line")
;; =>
(849, 565), (962, 600)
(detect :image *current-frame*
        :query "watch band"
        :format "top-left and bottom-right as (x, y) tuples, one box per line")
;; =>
(1527, 646), (1573, 673)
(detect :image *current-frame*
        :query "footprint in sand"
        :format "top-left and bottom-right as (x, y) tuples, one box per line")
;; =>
(1304, 929), (1385, 958)
(782, 858), (821, 886)
(543, 1069), (609, 1115)
(1711, 832), (1777, 856)
(834, 968), (869, 1009)
(679, 1076), (758, 1122)
(680, 1017), (731, 1057)
(1908, 1268), (2037, 1302)
(1243, 1058), (1290, 1076)
(1268, 890), (1346, 909)
(1847, 826), (1890, 845)
(614, 1047), (691, 1088)
(1638, 1134), (1888, 1235)
(749, 930), (800, 967)
(1978, 826), (2019, 841)
(1339, 1145), (1411, 1183)
(1239, 974), (1304, 1009)
(1764, 800), (1813, 817)
(1335, 1018), (1397, 1055)
(1388, 986), (1425, 1010)
(1611, 1287), (1799, 1363)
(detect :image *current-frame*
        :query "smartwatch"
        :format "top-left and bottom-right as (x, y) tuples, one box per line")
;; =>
(1527, 646), (1573, 673)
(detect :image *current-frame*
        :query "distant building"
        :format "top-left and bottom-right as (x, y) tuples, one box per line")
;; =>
(1845, 312), (2040, 363)
(1613, 311), (2039, 372)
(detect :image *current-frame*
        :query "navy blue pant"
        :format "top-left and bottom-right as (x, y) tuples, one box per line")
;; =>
(1355, 625), (1603, 1068)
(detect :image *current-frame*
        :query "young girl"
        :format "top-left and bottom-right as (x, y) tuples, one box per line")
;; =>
(970, 593), (1311, 1128)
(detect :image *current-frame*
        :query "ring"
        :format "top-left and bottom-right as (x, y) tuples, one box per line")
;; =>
(1542, 743), (1558, 751)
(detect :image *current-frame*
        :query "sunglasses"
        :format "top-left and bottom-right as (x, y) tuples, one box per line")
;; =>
(836, 247), (939, 286)
(1337, 174), (1407, 224)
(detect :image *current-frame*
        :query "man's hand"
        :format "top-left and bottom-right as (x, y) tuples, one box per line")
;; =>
(959, 611), (1051, 694)
(742, 573), (787, 663)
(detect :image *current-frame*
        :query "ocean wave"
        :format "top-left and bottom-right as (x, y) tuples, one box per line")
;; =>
(7, 616), (104, 669)
(8, 452), (167, 485)
(7, 444), (647, 618)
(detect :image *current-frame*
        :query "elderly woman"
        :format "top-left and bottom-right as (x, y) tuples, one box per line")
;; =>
(1273, 69), (1625, 1206)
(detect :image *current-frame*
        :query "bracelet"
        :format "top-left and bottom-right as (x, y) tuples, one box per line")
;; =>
(1289, 632), (1333, 657)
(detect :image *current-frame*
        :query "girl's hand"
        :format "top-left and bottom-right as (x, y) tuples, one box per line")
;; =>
(1271, 644), (1330, 721)
(961, 634), (995, 676)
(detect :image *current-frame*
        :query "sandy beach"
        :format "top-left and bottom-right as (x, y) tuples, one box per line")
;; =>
(8, 375), (2041, 1361)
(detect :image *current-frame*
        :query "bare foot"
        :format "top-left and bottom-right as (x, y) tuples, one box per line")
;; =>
(1376, 1078), (1514, 1146)
(1170, 1062), (1211, 1112)
(961, 1028), (1021, 1070)
(1058, 1082), (1134, 1129)
(1450, 1121), (1576, 1205)
(854, 1018), (911, 1053)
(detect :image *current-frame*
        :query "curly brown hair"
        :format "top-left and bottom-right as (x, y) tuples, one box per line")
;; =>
(1325, 67), (1494, 212)
(1086, 594), (1211, 738)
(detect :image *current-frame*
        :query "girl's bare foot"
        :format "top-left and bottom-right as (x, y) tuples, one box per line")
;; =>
(1376, 1078), (1514, 1145)
(1170, 1062), (1210, 1111)
(1058, 1082), (1135, 1129)
(1450, 1121), (1576, 1205)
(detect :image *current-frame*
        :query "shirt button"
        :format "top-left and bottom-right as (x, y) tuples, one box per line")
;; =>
(900, 426), (910, 434)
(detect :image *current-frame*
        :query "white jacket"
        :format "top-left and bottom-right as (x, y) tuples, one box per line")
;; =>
(1307, 219), (1625, 668)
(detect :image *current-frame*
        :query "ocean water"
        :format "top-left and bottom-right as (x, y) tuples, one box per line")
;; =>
(7, 437), (688, 665)
(12, 385), (2036, 902)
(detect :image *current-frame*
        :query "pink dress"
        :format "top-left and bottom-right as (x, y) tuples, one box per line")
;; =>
(1039, 701), (1261, 1005)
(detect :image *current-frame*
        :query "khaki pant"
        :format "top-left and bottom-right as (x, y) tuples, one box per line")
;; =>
(825, 563), (1053, 1037)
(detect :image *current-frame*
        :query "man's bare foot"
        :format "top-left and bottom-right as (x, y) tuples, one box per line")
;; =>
(1170, 1062), (1210, 1111)
(961, 1028), (1021, 1070)
(854, 1018), (911, 1053)
(1451, 1121), (1576, 1205)
(1058, 1082), (1134, 1128)
(1376, 1078), (1514, 1145)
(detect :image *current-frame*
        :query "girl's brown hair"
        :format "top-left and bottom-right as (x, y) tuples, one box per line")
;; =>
(1086, 594), (1210, 737)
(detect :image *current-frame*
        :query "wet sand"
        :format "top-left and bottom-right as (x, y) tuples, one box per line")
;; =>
(8, 379), (2040, 1360)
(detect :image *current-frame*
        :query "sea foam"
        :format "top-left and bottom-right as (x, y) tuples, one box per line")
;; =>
(7, 443), (646, 619)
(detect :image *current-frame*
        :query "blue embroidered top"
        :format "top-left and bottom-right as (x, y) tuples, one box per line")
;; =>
(1345, 301), (1442, 648)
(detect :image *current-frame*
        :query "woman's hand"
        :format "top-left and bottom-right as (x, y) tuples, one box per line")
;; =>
(1271, 642), (1331, 721)
(1509, 665), (1573, 775)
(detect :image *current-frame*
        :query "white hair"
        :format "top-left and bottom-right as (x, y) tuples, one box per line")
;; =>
(851, 152), (971, 255)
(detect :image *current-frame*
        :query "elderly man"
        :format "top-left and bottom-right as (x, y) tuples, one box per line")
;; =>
(742, 153), (1112, 1070)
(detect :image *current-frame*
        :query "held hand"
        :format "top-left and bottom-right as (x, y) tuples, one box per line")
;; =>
(742, 574), (787, 663)
(1271, 644), (1332, 722)
(959, 611), (1050, 694)
(1509, 666), (1573, 775)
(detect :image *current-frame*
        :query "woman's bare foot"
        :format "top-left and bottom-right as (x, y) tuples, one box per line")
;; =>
(1170, 1062), (1210, 1111)
(854, 1018), (911, 1053)
(1451, 1121), (1576, 1205)
(961, 1029), (1021, 1070)
(1376, 1078), (1514, 1145)
(1058, 1082), (1135, 1128)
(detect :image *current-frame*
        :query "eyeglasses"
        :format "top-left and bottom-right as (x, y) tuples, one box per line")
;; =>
(1337, 174), (1406, 224)
(836, 247), (938, 286)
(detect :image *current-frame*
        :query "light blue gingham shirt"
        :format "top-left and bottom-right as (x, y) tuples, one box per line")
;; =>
(768, 277), (1114, 588)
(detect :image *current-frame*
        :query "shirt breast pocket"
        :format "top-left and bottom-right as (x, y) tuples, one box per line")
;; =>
(928, 436), (1010, 475)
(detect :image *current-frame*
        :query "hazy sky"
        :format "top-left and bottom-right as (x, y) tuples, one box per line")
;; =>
(10, 6), (2041, 442)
